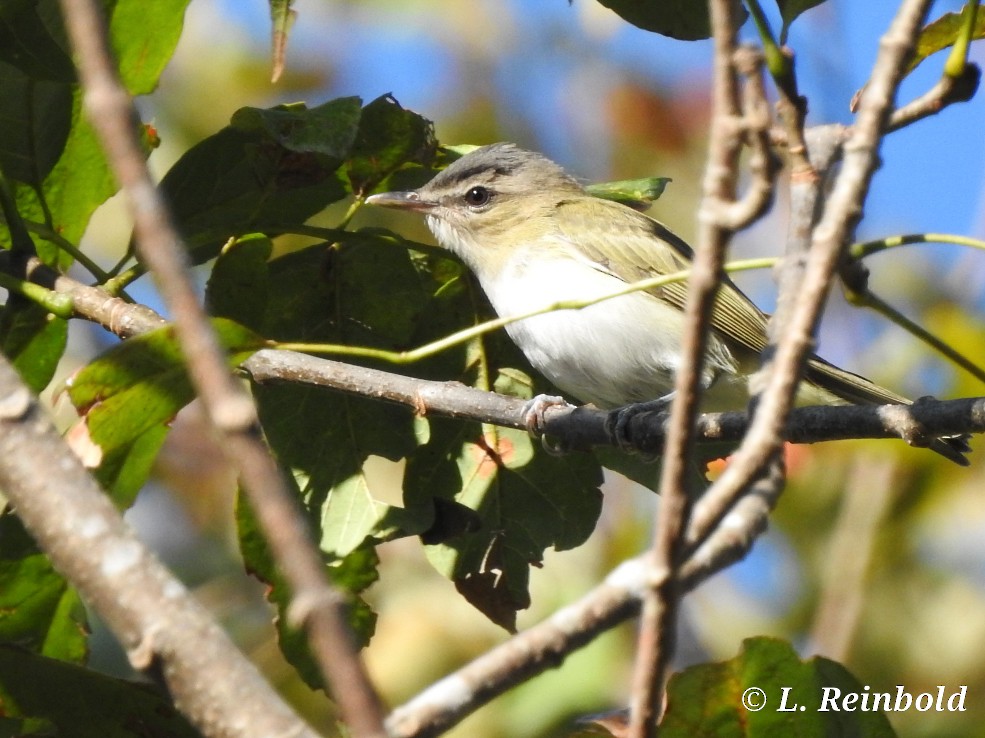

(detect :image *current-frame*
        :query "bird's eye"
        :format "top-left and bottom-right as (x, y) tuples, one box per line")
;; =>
(463, 186), (491, 208)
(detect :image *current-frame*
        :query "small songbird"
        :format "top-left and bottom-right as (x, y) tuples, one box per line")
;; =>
(367, 143), (969, 464)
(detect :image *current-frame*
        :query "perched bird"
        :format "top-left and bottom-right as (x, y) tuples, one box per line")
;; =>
(368, 143), (969, 464)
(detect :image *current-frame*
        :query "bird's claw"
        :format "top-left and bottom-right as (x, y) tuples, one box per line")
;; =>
(521, 394), (574, 455)
(604, 398), (672, 456)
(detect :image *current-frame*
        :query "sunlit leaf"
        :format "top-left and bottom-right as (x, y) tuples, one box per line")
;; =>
(236, 489), (377, 689)
(67, 319), (264, 506)
(0, 512), (88, 664)
(660, 637), (897, 736)
(905, 9), (985, 77)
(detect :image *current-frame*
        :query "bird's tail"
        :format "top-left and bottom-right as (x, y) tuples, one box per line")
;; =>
(803, 355), (971, 466)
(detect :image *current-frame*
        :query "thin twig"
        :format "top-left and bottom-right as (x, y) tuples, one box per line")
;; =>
(685, 0), (936, 555)
(57, 1), (387, 736)
(628, 1), (748, 735)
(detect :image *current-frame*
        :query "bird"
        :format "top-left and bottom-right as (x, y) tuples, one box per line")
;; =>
(367, 143), (969, 465)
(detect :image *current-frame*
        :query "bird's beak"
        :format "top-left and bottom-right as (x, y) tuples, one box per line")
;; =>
(365, 190), (436, 212)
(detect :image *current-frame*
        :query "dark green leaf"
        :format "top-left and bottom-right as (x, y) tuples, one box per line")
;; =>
(408, 422), (603, 631)
(0, 0), (75, 82)
(906, 9), (985, 77)
(0, 299), (67, 393)
(593, 0), (746, 40)
(236, 488), (377, 690)
(660, 637), (897, 736)
(0, 512), (88, 664)
(346, 94), (437, 196)
(249, 241), (427, 557)
(162, 98), (364, 264)
(0, 645), (200, 738)
(206, 233), (273, 331)
(776, 0), (827, 43)
(0, 60), (72, 184)
(67, 319), (264, 505)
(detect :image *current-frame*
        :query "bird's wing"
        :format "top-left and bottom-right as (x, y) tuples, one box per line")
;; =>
(553, 196), (769, 354)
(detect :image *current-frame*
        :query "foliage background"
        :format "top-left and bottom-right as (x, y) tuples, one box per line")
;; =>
(34, 1), (985, 737)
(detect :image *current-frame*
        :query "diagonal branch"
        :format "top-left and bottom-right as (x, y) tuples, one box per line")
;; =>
(57, 1), (386, 736)
(0, 354), (322, 738)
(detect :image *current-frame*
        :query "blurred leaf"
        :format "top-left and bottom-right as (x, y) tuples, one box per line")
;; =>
(906, 9), (985, 77)
(776, 0), (827, 43)
(0, 299), (67, 393)
(236, 488), (377, 689)
(0, 60), (72, 184)
(0, 645), (200, 738)
(66, 319), (264, 506)
(268, 0), (296, 83)
(0, 0), (75, 82)
(162, 98), (363, 264)
(587, 177), (671, 211)
(593, 0), (746, 40)
(0, 512), (88, 664)
(410, 424), (603, 631)
(660, 637), (897, 736)
(109, 0), (192, 95)
(206, 233), (273, 331)
(346, 94), (437, 196)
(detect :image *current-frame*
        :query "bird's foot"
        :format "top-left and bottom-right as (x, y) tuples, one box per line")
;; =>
(604, 397), (672, 456)
(521, 394), (574, 455)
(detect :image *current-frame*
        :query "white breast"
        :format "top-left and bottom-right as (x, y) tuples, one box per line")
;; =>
(480, 251), (739, 409)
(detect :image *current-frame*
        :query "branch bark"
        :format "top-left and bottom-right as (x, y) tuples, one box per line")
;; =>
(57, 1), (387, 735)
(0, 354), (321, 738)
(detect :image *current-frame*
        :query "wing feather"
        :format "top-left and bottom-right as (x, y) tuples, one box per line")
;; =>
(552, 196), (769, 354)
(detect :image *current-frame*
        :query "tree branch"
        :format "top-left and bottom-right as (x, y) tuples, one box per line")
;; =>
(629, 2), (758, 734)
(57, 1), (387, 735)
(0, 354), (321, 738)
(685, 0), (936, 557)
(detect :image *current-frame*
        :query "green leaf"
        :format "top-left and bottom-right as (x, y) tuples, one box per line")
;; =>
(236, 488), (377, 690)
(67, 319), (264, 506)
(0, 512), (88, 664)
(346, 94), (437, 196)
(660, 637), (897, 736)
(109, 0), (192, 95)
(1, 0), (189, 268)
(409, 423), (603, 631)
(161, 98), (362, 264)
(593, 0), (746, 40)
(0, 299), (67, 393)
(587, 176), (672, 211)
(0, 645), (200, 738)
(231, 96), (363, 158)
(776, 0), (827, 43)
(905, 9), (985, 77)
